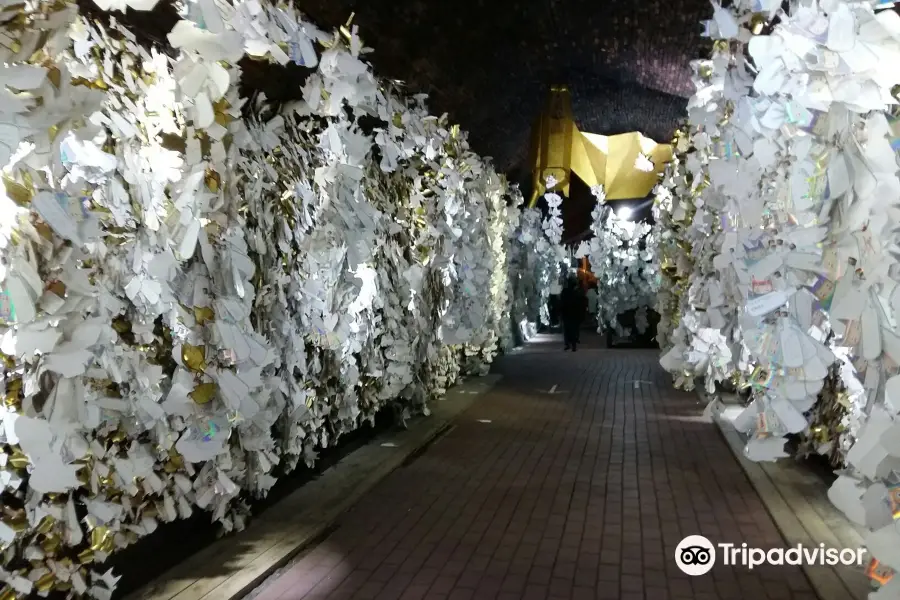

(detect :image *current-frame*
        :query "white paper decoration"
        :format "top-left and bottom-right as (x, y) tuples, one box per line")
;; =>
(660, 0), (900, 591)
(577, 187), (658, 338)
(0, 2), (525, 597)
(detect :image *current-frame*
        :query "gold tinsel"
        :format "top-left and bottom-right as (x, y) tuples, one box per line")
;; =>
(797, 362), (850, 467)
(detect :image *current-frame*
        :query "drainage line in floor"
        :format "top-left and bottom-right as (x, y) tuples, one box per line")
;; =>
(241, 522), (340, 600)
(401, 423), (456, 468)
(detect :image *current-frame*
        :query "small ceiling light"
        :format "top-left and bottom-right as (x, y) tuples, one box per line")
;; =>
(617, 206), (633, 220)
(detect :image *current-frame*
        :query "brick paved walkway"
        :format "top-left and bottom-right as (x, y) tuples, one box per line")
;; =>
(249, 335), (817, 600)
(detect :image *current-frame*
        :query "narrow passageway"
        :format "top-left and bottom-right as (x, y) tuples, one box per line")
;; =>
(249, 334), (816, 600)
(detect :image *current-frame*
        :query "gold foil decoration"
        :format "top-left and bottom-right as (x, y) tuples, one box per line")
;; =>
(181, 344), (206, 372)
(5, 379), (22, 408)
(193, 306), (215, 325)
(0, 586), (18, 600)
(190, 382), (217, 404)
(40, 535), (60, 555)
(35, 572), (55, 593)
(46, 65), (61, 88)
(1, 516), (25, 535)
(204, 221), (222, 237)
(76, 464), (90, 485)
(159, 132), (186, 154)
(35, 515), (54, 535)
(339, 12), (356, 40)
(2, 176), (33, 206)
(204, 169), (220, 193)
(45, 280), (65, 298)
(34, 221), (54, 240)
(213, 98), (231, 127)
(712, 40), (729, 54)
(90, 526), (114, 553)
(837, 391), (851, 408)
(70, 76), (108, 90)
(8, 448), (28, 469)
(112, 316), (131, 334)
(749, 14), (767, 35)
(77, 548), (94, 564)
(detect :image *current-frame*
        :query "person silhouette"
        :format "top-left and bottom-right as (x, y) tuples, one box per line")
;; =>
(558, 275), (586, 351)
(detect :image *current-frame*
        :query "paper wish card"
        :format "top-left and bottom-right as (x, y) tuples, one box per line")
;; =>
(867, 523), (900, 573)
(870, 571), (900, 599)
(829, 475), (870, 526)
(745, 436), (790, 461)
(175, 415), (232, 465)
(9, 415), (80, 494)
(847, 408), (900, 480)
(746, 288), (794, 317)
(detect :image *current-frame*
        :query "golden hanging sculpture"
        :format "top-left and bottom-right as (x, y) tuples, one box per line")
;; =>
(528, 85), (674, 207)
(529, 84), (575, 202)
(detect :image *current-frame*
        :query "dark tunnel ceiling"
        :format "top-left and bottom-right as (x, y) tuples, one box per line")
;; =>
(301, 0), (710, 174)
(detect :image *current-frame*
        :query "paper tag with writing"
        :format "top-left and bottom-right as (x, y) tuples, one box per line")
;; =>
(786, 101), (811, 126)
(888, 483), (900, 519)
(867, 558), (895, 585)
(798, 172), (828, 212)
(756, 412), (770, 433)
(786, 366), (804, 378)
(865, 360), (881, 392)
(744, 239), (768, 263)
(822, 247), (840, 280)
(796, 108), (828, 139)
(747, 290), (791, 316)
(810, 276), (835, 310)
(857, 229), (877, 261)
(843, 319), (862, 347)
(751, 277), (774, 295)
(0, 291), (14, 322)
(751, 365), (773, 387)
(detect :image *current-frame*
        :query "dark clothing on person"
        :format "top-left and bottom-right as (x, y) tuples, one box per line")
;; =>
(548, 294), (560, 328)
(559, 284), (587, 351)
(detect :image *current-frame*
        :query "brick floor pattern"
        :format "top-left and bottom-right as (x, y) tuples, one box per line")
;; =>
(251, 339), (818, 600)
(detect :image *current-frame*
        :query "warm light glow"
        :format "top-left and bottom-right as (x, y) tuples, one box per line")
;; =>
(617, 206), (633, 220)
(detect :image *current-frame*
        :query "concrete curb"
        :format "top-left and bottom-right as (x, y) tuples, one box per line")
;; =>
(703, 392), (870, 600)
(126, 374), (502, 600)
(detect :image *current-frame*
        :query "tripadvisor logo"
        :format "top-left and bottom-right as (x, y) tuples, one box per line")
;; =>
(675, 535), (716, 576)
(675, 535), (867, 576)
(719, 542), (867, 569)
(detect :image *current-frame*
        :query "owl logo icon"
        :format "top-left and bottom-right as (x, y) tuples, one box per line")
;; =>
(675, 535), (716, 576)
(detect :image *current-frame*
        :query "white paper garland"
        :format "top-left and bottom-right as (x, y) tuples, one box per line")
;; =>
(660, 0), (900, 592)
(0, 1), (525, 597)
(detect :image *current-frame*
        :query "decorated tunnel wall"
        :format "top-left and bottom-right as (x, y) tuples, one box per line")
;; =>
(653, 0), (900, 591)
(0, 2), (563, 597)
